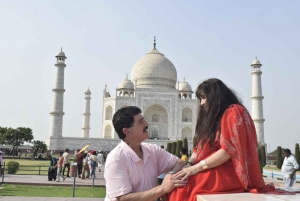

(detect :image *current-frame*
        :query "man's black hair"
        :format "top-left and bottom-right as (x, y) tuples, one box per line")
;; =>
(112, 106), (142, 139)
(284, 149), (291, 154)
(180, 147), (187, 155)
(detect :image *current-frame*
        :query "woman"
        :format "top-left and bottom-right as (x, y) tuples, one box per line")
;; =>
(168, 78), (291, 201)
(90, 150), (98, 179)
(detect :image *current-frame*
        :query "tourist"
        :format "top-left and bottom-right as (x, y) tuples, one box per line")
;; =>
(97, 150), (104, 172)
(54, 152), (66, 182)
(104, 106), (187, 201)
(76, 149), (83, 178)
(81, 151), (90, 179)
(282, 149), (299, 187)
(0, 151), (3, 176)
(48, 155), (57, 181)
(90, 150), (98, 178)
(180, 148), (188, 162)
(168, 78), (290, 201)
(62, 148), (70, 178)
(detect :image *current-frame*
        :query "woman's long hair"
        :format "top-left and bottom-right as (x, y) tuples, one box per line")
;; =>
(195, 78), (242, 149)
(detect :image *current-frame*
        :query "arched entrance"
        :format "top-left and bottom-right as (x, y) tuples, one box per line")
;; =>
(104, 125), (112, 138)
(182, 127), (192, 140)
(144, 104), (168, 139)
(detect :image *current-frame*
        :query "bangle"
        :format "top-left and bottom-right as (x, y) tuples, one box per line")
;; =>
(185, 161), (194, 166)
(200, 160), (208, 170)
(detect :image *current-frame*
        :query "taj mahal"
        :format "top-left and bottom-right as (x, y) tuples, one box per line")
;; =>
(46, 38), (265, 152)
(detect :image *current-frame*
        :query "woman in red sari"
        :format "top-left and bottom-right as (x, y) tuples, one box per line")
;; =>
(167, 78), (289, 201)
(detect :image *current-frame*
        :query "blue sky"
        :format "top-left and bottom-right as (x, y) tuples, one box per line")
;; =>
(0, 1), (299, 152)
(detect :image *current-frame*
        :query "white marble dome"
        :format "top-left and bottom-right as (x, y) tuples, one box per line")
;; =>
(118, 77), (134, 89)
(179, 79), (192, 92)
(56, 48), (66, 58)
(251, 57), (262, 66)
(131, 47), (177, 89)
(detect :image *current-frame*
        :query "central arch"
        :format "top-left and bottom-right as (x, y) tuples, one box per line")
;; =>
(144, 104), (168, 139)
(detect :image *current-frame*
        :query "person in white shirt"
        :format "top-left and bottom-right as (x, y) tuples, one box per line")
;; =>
(281, 149), (299, 187)
(62, 148), (70, 178)
(97, 150), (104, 172)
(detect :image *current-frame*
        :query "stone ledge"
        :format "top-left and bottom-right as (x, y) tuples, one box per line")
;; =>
(197, 189), (300, 201)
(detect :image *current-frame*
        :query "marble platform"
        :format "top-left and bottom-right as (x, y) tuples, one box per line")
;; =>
(197, 187), (300, 201)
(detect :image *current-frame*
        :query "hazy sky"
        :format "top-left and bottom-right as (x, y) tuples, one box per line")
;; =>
(1, 1), (299, 153)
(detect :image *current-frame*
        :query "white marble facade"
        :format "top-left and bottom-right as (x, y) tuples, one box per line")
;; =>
(101, 40), (197, 143)
(47, 41), (265, 152)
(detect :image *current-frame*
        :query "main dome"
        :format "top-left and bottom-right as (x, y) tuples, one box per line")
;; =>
(131, 45), (177, 89)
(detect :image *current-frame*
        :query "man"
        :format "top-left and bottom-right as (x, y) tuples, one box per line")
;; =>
(104, 106), (187, 201)
(97, 150), (104, 172)
(180, 148), (188, 162)
(76, 149), (84, 178)
(62, 148), (70, 178)
(281, 149), (299, 187)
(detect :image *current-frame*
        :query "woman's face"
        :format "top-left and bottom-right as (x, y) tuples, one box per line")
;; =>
(199, 92), (207, 106)
(200, 98), (206, 106)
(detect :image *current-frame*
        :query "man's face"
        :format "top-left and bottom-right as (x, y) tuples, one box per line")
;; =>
(126, 113), (149, 141)
(284, 151), (290, 158)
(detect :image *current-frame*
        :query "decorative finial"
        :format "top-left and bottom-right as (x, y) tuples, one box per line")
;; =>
(255, 55), (257, 59)
(153, 36), (156, 49)
(183, 77), (185, 81)
(61, 47), (62, 51)
(126, 74), (128, 79)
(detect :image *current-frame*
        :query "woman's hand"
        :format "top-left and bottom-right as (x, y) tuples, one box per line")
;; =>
(173, 165), (200, 181)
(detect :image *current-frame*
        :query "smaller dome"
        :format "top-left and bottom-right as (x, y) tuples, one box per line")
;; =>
(56, 48), (66, 58)
(85, 88), (91, 95)
(251, 56), (262, 66)
(179, 79), (192, 92)
(118, 76), (134, 90)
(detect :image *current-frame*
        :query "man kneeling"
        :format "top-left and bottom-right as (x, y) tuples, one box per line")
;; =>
(104, 106), (187, 201)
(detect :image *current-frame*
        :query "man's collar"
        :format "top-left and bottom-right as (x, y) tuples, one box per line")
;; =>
(120, 141), (150, 164)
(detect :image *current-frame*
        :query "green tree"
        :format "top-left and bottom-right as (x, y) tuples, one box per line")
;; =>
(276, 146), (283, 169)
(0, 127), (34, 158)
(260, 145), (266, 167)
(32, 140), (48, 157)
(258, 146), (263, 173)
(183, 138), (188, 156)
(171, 142), (177, 155)
(166, 142), (172, 153)
(295, 143), (300, 168)
(175, 140), (183, 158)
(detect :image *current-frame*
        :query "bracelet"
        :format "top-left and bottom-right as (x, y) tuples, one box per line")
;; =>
(185, 161), (194, 166)
(168, 170), (175, 174)
(200, 160), (208, 170)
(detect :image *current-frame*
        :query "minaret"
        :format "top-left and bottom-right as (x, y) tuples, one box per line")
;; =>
(82, 88), (91, 138)
(49, 48), (67, 138)
(251, 57), (265, 145)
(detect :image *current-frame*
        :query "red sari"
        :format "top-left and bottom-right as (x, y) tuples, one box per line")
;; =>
(168, 104), (292, 201)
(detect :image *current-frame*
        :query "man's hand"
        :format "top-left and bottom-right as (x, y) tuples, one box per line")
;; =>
(160, 173), (188, 194)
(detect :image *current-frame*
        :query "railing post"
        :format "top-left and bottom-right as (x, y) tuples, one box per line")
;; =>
(39, 166), (41, 175)
(92, 176), (95, 187)
(72, 172), (76, 197)
(1, 162), (5, 183)
(271, 171), (273, 179)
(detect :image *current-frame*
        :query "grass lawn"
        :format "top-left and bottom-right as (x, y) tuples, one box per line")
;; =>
(263, 166), (281, 171)
(0, 184), (106, 198)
